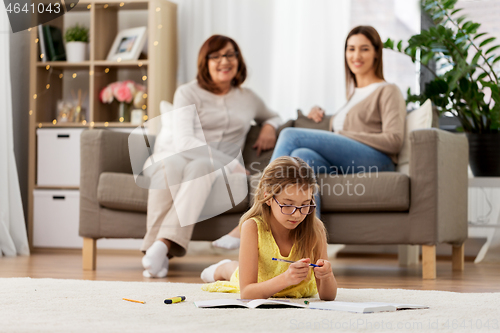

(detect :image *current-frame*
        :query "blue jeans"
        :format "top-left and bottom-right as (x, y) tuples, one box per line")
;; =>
(270, 128), (395, 216)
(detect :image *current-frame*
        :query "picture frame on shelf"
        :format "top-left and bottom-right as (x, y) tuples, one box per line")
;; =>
(106, 26), (147, 61)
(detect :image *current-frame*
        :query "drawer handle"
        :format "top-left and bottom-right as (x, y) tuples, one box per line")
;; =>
(57, 134), (70, 138)
(52, 196), (65, 200)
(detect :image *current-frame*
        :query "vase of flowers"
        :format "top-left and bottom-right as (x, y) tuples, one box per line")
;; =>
(99, 80), (147, 122)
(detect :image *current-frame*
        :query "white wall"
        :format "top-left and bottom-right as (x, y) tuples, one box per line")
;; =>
(10, 29), (30, 221)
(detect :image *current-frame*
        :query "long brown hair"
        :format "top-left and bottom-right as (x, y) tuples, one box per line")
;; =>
(196, 35), (247, 94)
(240, 157), (327, 264)
(344, 26), (385, 99)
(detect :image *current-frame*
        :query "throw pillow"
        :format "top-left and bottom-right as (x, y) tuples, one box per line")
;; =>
(294, 109), (333, 131)
(397, 99), (433, 169)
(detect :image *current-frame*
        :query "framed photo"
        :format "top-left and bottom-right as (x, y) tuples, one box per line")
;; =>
(107, 27), (147, 61)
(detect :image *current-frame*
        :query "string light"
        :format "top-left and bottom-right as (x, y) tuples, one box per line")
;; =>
(117, 58), (122, 62)
(156, 7), (160, 12)
(104, 4), (108, 8)
(70, 3), (75, 8)
(35, 38), (39, 43)
(120, 2), (124, 6)
(52, 119), (57, 124)
(29, 110), (33, 116)
(82, 120), (87, 125)
(138, 62), (143, 67)
(38, 123), (42, 128)
(46, 84), (50, 89)
(105, 68), (110, 73)
(40, 54), (44, 59)
(72, 73), (77, 78)
(90, 121), (95, 127)
(59, 73), (63, 79)
(46, 65), (50, 70)
(119, 117), (124, 122)
(28, 28), (32, 32)
(104, 122), (109, 127)
(142, 93), (147, 99)
(143, 115), (148, 121)
(87, 4), (91, 9)
(154, 41), (158, 46)
(142, 105), (146, 110)
(142, 75), (147, 81)
(89, 70), (94, 76)
(33, 94), (37, 99)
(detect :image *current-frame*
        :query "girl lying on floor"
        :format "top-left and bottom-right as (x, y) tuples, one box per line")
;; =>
(201, 156), (337, 300)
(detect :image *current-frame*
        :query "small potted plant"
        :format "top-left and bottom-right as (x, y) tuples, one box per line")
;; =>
(64, 24), (89, 62)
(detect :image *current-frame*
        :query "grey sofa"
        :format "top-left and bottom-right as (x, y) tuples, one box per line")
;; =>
(79, 125), (468, 279)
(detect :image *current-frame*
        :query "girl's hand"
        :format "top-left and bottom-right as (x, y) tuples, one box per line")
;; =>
(308, 106), (325, 123)
(313, 259), (334, 280)
(284, 258), (311, 286)
(252, 124), (277, 157)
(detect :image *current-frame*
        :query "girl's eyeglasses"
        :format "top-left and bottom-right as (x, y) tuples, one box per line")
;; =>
(273, 197), (316, 215)
(207, 51), (239, 62)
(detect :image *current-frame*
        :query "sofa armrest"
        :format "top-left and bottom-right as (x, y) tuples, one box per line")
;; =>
(408, 128), (469, 245)
(79, 130), (134, 238)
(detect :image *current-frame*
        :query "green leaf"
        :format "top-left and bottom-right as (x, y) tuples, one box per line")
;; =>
(459, 78), (470, 93)
(493, 55), (500, 64)
(480, 37), (496, 47)
(384, 38), (394, 49)
(422, 52), (435, 65)
(471, 51), (482, 67)
(474, 32), (488, 40)
(451, 8), (463, 16)
(456, 15), (467, 25)
(477, 72), (488, 81)
(397, 40), (403, 52)
(468, 23), (481, 34)
(486, 45), (500, 56)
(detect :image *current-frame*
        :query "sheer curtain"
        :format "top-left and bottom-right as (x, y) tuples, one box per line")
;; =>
(176, 0), (351, 120)
(0, 8), (30, 257)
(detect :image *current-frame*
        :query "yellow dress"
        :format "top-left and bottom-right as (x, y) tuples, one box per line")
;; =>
(201, 216), (318, 298)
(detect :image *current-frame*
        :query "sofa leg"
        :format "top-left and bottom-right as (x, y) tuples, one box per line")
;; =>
(398, 245), (419, 266)
(452, 244), (465, 271)
(83, 237), (97, 271)
(422, 245), (436, 279)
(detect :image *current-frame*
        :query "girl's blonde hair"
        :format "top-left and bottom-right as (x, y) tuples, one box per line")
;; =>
(239, 156), (327, 263)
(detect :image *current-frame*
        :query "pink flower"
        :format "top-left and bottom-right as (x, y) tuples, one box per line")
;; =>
(135, 83), (146, 92)
(99, 86), (114, 104)
(113, 82), (133, 103)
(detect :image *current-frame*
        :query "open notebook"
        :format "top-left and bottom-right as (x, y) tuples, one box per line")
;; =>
(194, 299), (307, 309)
(309, 301), (429, 313)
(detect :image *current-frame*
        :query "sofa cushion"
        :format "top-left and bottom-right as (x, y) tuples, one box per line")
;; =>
(98, 172), (149, 213)
(318, 172), (410, 212)
(242, 120), (293, 174)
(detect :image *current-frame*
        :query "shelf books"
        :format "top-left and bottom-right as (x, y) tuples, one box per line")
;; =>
(38, 25), (66, 61)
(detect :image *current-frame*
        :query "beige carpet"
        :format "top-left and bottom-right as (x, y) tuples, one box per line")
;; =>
(1, 278), (499, 332)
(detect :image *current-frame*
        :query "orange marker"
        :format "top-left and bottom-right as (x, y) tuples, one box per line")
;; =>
(123, 298), (145, 304)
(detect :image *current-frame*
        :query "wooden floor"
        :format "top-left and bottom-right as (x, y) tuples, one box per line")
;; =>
(1, 250), (500, 293)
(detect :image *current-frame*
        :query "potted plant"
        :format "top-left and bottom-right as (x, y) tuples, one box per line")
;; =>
(64, 24), (89, 62)
(384, 0), (500, 176)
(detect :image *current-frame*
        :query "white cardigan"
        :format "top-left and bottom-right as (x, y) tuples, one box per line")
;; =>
(154, 80), (282, 168)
